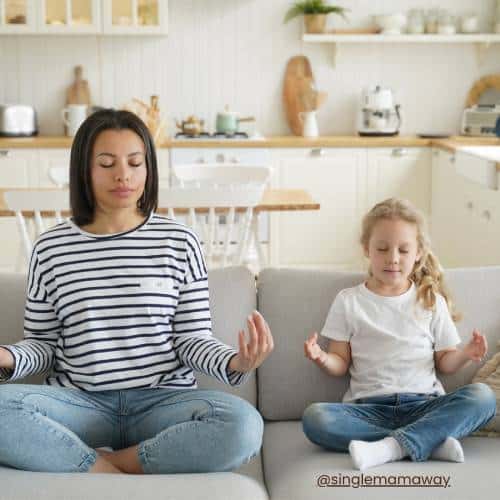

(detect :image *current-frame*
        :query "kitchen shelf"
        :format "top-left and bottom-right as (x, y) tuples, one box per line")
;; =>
(303, 33), (500, 66)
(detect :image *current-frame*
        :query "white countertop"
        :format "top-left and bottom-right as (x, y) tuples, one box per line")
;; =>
(457, 146), (500, 163)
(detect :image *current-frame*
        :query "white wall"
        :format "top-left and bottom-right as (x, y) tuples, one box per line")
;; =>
(0, 0), (499, 137)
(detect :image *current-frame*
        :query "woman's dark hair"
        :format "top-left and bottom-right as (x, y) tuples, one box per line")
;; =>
(69, 108), (158, 226)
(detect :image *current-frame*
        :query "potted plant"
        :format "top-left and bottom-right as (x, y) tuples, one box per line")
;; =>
(284, 0), (348, 34)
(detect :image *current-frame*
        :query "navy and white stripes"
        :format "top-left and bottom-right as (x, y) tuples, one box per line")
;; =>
(0, 214), (246, 390)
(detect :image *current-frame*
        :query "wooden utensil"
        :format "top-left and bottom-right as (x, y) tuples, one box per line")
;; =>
(66, 65), (91, 106)
(123, 95), (167, 145)
(283, 56), (314, 135)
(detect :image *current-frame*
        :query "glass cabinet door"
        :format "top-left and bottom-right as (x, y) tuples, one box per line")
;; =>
(0, 0), (37, 32)
(39, 0), (100, 33)
(103, 0), (167, 35)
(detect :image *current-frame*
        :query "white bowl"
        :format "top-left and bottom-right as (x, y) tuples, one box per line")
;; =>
(374, 13), (407, 34)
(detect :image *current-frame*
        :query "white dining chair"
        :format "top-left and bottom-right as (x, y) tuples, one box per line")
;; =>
(169, 164), (272, 269)
(158, 184), (265, 269)
(48, 166), (70, 188)
(4, 189), (70, 267)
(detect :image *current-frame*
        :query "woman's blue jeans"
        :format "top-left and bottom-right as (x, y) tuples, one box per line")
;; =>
(0, 384), (263, 473)
(303, 383), (496, 462)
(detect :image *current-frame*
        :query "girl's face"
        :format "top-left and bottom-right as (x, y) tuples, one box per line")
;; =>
(364, 217), (422, 295)
(90, 128), (147, 217)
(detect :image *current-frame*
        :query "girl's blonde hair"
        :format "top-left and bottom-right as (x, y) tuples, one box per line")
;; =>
(360, 198), (461, 322)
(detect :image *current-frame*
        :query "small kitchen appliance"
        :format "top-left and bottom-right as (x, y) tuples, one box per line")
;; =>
(358, 86), (401, 137)
(461, 105), (500, 137)
(0, 104), (38, 137)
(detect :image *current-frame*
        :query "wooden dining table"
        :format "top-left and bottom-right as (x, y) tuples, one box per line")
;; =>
(0, 188), (320, 216)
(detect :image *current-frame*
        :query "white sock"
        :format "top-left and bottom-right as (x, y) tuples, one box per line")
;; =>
(430, 437), (464, 463)
(349, 437), (408, 471)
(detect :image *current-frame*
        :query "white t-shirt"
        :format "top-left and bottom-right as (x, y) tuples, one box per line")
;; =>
(321, 282), (461, 402)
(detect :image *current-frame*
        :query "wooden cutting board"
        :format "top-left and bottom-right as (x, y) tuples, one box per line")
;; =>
(283, 56), (315, 136)
(66, 65), (91, 106)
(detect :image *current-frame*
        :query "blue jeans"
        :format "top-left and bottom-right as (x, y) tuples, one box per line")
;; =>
(0, 384), (263, 473)
(303, 383), (496, 461)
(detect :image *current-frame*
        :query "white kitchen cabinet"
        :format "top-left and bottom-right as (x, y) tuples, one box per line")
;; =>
(38, 0), (101, 34)
(102, 0), (168, 35)
(0, 0), (37, 33)
(366, 147), (432, 218)
(0, 0), (167, 35)
(156, 148), (169, 187)
(0, 148), (37, 187)
(270, 148), (367, 270)
(431, 148), (500, 268)
(0, 148), (38, 273)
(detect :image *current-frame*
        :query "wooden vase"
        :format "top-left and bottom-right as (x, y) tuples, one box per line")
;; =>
(304, 14), (327, 34)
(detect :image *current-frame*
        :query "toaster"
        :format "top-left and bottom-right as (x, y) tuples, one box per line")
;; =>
(0, 104), (38, 137)
(461, 105), (500, 137)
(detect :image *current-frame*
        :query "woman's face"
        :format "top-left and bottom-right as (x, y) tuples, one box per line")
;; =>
(90, 128), (147, 216)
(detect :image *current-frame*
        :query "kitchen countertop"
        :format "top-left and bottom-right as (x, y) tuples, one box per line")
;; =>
(1, 135), (499, 149)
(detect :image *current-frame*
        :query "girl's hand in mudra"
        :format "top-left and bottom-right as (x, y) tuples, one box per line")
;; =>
(228, 311), (274, 373)
(464, 329), (488, 362)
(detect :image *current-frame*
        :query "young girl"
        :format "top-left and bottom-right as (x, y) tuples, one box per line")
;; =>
(302, 198), (496, 471)
(0, 109), (273, 474)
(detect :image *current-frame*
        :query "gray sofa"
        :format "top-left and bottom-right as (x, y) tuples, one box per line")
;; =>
(1, 266), (499, 500)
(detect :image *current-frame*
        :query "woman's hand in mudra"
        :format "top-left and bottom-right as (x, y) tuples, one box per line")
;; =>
(228, 311), (274, 373)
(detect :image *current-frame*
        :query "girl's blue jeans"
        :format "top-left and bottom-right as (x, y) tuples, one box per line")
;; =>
(0, 384), (263, 473)
(303, 383), (496, 462)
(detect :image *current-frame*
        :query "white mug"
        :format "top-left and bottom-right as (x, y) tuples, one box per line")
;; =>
(61, 104), (88, 137)
(299, 111), (319, 138)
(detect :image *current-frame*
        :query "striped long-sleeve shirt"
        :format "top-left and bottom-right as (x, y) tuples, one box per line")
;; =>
(0, 214), (248, 390)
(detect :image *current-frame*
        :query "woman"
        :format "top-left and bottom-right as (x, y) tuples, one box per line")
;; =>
(0, 109), (273, 474)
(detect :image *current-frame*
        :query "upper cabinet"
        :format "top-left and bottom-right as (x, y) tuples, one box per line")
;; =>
(38, 0), (101, 34)
(103, 0), (168, 35)
(0, 0), (168, 35)
(0, 0), (37, 33)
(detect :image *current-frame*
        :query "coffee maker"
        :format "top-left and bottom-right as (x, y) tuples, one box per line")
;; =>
(358, 86), (401, 136)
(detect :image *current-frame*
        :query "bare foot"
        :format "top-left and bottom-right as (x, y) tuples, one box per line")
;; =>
(96, 446), (144, 474)
(89, 455), (123, 474)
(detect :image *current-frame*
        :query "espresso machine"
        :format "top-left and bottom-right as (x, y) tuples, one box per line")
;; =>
(358, 86), (401, 136)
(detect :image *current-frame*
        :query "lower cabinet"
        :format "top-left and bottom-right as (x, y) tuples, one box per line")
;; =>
(270, 148), (367, 270)
(366, 147), (432, 219)
(2, 144), (498, 272)
(270, 147), (432, 270)
(431, 148), (500, 268)
(0, 148), (38, 272)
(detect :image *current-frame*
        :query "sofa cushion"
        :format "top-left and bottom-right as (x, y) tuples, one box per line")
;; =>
(0, 267), (257, 406)
(0, 466), (269, 500)
(257, 267), (500, 420)
(263, 421), (500, 500)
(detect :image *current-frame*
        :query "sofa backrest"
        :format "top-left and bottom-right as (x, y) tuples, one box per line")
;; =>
(0, 267), (258, 406)
(256, 267), (500, 421)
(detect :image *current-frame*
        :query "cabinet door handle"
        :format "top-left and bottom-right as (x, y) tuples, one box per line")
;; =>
(449, 156), (456, 164)
(466, 201), (474, 211)
(391, 148), (407, 157)
(0, 150), (10, 158)
(310, 148), (324, 157)
(482, 209), (491, 221)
